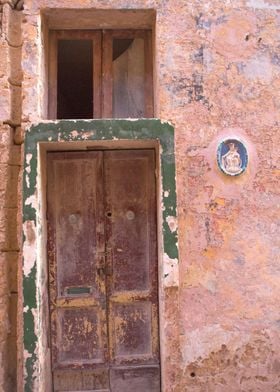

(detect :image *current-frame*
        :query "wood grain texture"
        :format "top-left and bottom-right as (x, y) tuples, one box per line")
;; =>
(47, 150), (159, 391)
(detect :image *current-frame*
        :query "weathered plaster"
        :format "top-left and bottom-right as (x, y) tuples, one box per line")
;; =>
(22, 220), (36, 276)
(247, 0), (280, 9)
(0, 0), (278, 391)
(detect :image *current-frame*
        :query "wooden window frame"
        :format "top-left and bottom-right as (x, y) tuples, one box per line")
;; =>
(48, 30), (102, 119)
(48, 29), (153, 119)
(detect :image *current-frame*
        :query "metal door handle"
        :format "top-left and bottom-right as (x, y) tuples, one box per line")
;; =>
(97, 249), (113, 276)
(105, 264), (113, 276)
(97, 265), (113, 276)
(97, 264), (105, 276)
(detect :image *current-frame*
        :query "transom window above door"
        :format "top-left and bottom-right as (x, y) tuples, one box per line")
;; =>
(48, 30), (153, 119)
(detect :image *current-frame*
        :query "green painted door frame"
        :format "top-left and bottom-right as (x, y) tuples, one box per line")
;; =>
(23, 119), (179, 392)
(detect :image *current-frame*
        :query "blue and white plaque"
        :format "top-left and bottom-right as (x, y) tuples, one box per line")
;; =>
(217, 139), (248, 176)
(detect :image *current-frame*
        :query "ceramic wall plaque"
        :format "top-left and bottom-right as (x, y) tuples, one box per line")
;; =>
(217, 138), (248, 176)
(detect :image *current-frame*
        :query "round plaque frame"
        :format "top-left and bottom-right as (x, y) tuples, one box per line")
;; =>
(217, 138), (248, 176)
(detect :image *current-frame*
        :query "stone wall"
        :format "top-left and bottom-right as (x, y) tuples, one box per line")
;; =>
(1, 0), (280, 390)
(0, 1), (23, 390)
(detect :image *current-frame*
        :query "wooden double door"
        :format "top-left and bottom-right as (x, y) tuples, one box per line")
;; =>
(47, 149), (160, 392)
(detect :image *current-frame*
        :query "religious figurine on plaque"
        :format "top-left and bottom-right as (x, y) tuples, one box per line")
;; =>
(217, 138), (248, 176)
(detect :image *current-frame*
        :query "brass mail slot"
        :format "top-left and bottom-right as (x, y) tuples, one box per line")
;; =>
(66, 286), (92, 295)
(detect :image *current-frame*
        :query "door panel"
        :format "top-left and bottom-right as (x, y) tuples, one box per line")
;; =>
(111, 302), (153, 358)
(104, 150), (160, 388)
(110, 366), (160, 392)
(48, 152), (108, 391)
(104, 151), (153, 293)
(53, 368), (109, 391)
(57, 307), (104, 364)
(49, 153), (104, 298)
(47, 150), (159, 392)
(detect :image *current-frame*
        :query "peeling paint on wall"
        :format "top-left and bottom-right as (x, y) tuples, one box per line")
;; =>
(247, 0), (280, 9)
(163, 253), (179, 287)
(166, 215), (177, 233)
(22, 221), (36, 277)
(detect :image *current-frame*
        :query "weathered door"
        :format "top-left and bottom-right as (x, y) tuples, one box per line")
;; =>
(47, 149), (160, 392)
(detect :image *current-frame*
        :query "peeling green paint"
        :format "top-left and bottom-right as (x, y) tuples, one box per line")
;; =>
(23, 265), (37, 311)
(23, 119), (178, 391)
(23, 265), (38, 392)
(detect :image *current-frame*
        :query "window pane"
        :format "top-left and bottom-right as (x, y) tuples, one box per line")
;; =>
(57, 40), (93, 119)
(112, 38), (145, 118)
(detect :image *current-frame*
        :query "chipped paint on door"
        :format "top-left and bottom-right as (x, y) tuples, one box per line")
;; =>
(47, 151), (109, 391)
(47, 149), (160, 391)
(104, 150), (160, 390)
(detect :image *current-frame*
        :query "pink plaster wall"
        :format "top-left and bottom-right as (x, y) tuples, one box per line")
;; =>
(1, 0), (280, 390)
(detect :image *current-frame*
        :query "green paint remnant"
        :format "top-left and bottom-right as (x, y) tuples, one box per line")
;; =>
(23, 306), (38, 392)
(23, 309), (37, 353)
(23, 201), (36, 222)
(162, 178), (177, 216)
(24, 356), (37, 392)
(23, 253), (37, 390)
(23, 265), (37, 310)
(163, 222), (179, 259)
(23, 119), (178, 391)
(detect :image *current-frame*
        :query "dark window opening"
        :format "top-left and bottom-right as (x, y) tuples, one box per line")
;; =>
(57, 40), (93, 119)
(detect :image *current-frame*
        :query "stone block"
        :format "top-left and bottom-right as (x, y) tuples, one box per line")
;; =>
(9, 45), (23, 85)
(9, 144), (22, 165)
(7, 208), (19, 251)
(0, 143), (10, 164)
(22, 85), (40, 122)
(8, 292), (17, 337)
(0, 253), (9, 295)
(0, 207), (19, 251)
(2, 4), (22, 47)
(0, 126), (21, 159)
(5, 165), (20, 208)
(22, 39), (39, 78)
(0, 125), (12, 145)
(13, 127), (24, 146)
(0, 291), (9, 336)
(10, 84), (22, 125)
(0, 191), (6, 209)
(7, 251), (18, 293)
(22, 16), (38, 43)
(7, 334), (17, 391)
(0, 164), (9, 191)
(0, 40), (9, 79)
(0, 83), (10, 121)
(0, 339), (8, 391)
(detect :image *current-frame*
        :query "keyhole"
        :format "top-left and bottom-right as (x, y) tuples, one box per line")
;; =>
(106, 212), (112, 218)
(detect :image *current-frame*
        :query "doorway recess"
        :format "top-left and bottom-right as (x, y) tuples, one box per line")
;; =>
(22, 119), (179, 392)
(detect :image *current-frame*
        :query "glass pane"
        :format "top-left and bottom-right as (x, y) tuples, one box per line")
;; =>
(112, 38), (145, 118)
(57, 39), (93, 119)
